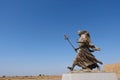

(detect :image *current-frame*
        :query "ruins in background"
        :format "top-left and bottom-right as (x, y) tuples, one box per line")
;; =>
(104, 63), (120, 77)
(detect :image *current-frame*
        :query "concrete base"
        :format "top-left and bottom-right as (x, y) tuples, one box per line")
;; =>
(62, 72), (118, 80)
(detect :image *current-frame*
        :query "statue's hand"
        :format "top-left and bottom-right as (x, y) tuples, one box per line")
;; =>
(75, 48), (79, 52)
(93, 47), (100, 51)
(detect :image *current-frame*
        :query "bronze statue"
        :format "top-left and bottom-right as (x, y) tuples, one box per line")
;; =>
(65, 30), (103, 71)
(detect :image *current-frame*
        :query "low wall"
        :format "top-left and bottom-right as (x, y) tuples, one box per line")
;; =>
(104, 63), (120, 77)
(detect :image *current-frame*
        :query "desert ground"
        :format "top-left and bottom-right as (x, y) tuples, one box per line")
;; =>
(1, 63), (120, 80)
(0, 76), (62, 80)
(0, 75), (120, 80)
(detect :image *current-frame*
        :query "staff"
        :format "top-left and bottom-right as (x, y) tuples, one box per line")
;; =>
(64, 34), (77, 52)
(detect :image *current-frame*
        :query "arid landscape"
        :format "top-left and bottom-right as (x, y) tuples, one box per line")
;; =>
(0, 76), (62, 80)
(0, 63), (120, 80)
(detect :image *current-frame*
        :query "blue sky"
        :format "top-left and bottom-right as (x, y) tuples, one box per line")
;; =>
(0, 0), (120, 76)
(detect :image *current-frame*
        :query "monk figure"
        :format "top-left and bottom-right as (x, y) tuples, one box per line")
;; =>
(68, 30), (103, 71)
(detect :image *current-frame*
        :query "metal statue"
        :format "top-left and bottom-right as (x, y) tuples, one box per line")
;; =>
(64, 30), (103, 72)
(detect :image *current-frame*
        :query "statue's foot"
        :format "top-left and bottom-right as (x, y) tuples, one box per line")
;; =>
(67, 66), (73, 71)
(83, 68), (91, 72)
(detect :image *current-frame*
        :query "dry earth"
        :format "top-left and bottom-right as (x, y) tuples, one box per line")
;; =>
(0, 75), (120, 80)
(0, 76), (62, 80)
(1, 63), (120, 80)
(0, 74), (120, 80)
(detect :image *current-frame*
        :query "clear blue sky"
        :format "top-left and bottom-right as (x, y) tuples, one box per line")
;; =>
(0, 0), (120, 76)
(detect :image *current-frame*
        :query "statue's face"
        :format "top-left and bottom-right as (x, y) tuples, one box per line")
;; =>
(81, 34), (86, 38)
(78, 31), (87, 36)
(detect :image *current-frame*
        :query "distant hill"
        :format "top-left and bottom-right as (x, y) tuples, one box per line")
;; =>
(104, 63), (120, 77)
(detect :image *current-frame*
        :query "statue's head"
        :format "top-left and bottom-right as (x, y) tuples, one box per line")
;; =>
(77, 30), (88, 36)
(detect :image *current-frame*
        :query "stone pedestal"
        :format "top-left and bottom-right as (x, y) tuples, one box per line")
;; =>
(62, 72), (118, 80)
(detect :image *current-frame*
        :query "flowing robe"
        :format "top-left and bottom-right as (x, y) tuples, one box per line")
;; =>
(73, 32), (101, 69)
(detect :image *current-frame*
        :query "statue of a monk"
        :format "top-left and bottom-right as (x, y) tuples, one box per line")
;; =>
(68, 30), (103, 71)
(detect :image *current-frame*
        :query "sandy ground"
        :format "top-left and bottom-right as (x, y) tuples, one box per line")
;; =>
(0, 76), (62, 80)
(0, 76), (120, 80)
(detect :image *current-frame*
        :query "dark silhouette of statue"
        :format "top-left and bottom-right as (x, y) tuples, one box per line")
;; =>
(67, 30), (103, 71)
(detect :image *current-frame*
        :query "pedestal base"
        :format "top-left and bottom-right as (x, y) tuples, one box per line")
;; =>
(62, 72), (118, 80)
